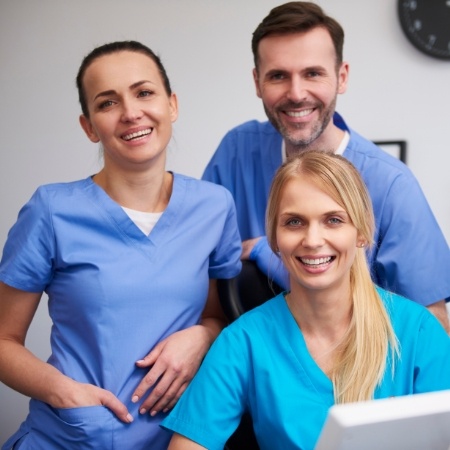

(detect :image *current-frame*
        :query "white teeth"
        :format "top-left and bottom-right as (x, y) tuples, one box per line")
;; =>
(123, 129), (152, 141)
(286, 109), (313, 118)
(301, 257), (332, 266)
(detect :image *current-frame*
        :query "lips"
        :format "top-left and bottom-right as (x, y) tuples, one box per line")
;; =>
(122, 128), (152, 141)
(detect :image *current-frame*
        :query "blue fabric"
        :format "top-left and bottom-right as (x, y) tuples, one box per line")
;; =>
(202, 114), (450, 306)
(0, 174), (242, 450)
(162, 289), (450, 450)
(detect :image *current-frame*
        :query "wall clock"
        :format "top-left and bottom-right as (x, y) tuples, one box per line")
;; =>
(397, 0), (450, 60)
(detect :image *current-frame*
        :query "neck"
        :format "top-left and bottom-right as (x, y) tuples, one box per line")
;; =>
(285, 284), (352, 336)
(285, 289), (352, 375)
(93, 168), (173, 213)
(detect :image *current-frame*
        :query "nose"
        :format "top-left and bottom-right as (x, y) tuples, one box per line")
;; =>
(286, 76), (307, 103)
(301, 224), (324, 248)
(121, 98), (143, 122)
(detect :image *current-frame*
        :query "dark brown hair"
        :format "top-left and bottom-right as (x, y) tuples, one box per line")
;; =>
(76, 41), (172, 117)
(251, 2), (344, 70)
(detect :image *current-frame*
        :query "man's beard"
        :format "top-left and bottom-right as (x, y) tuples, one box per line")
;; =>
(264, 98), (336, 153)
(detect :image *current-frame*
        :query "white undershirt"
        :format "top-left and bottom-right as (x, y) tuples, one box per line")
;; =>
(282, 131), (350, 161)
(122, 207), (163, 236)
(335, 131), (350, 155)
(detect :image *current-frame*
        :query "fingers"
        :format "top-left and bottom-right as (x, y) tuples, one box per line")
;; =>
(131, 357), (165, 405)
(135, 343), (162, 369)
(131, 328), (210, 416)
(99, 389), (134, 424)
(139, 369), (188, 416)
(78, 384), (134, 424)
(131, 342), (165, 401)
(159, 382), (188, 413)
(132, 354), (191, 416)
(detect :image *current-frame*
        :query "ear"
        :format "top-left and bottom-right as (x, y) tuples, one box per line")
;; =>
(79, 115), (100, 143)
(253, 68), (262, 99)
(168, 93), (179, 123)
(337, 61), (349, 95)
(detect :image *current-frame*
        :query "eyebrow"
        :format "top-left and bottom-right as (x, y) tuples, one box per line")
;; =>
(263, 65), (327, 78)
(263, 69), (288, 79)
(93, 80), (154, 101)
(279, 209), (348, 218)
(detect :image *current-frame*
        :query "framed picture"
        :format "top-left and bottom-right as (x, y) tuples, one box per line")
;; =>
(373, 140), (407, 164)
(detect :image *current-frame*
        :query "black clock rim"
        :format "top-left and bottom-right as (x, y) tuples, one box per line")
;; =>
(397, 0), (450, 61)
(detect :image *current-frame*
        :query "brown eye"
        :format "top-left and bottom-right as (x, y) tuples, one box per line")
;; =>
(98, 100), (114, 110)
(138, 90), (153, 98)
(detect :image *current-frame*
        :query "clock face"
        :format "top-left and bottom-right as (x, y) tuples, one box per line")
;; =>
(398, 0), (450, 60)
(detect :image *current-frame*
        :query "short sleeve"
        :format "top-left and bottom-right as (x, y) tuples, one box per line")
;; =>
(413, 313), (450, 393)
(0, 186), (55, 292)
(208, 187), (242, 280)
(162, 326), (249, 450)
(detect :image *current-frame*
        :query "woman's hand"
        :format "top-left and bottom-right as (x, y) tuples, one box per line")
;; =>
(51, 380), (134, 423)
(0, 283), (133, 424)
(131, 280), (227, 416)
(131, 325), (212, 416)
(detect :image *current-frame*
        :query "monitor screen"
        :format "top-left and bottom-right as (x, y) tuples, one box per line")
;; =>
(315, 390), (450, 450)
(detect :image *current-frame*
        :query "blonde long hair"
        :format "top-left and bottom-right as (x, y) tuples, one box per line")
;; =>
(266, 151), (399, 403)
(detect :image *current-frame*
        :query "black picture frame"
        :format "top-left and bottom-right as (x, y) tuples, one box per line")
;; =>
(373, 140), (407, 165)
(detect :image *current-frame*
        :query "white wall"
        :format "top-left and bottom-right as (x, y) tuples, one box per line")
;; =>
(1, 0), (449, 442)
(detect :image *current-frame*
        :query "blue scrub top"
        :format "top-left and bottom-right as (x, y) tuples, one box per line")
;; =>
(202, 114), (450, 306)
(0, 173), (242, 450)
(162, 289), (450, 450)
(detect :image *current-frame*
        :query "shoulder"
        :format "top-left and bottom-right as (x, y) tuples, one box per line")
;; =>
(173, 172), (235, 205)
(20, 178), (92, 212)
(347, 132), (410, 173)
(342, 128), (426, 207)
(378, 287), (424, 313)
(213, 120), (282, 165)
(377, 287), (443, 334)
(216, 120), (281, 153)
(339, 120), (414, 184)
(174, 173), (232, 195)
(222, 293), (286, 339)
(223, 120), (278, 138)
(33, 177), (92, 197)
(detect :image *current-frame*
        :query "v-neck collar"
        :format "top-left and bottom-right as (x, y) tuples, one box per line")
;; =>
(81, 173), (186, 248)
(277, 294), (334, 399)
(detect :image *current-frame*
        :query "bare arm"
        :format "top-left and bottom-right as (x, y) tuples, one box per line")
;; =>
(132, 279), (228, 415)
(0, 282), (132, 422)
(168, 433), (207, 450)
(426, 300), (450, 334)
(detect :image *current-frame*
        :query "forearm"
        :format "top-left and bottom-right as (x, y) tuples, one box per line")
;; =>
(168, 433), (206, 450)
(426, 300), (450, 334)
(199, 278), (228, 346)
(0, 339), (77, 408)
(199, 316), (228, 345)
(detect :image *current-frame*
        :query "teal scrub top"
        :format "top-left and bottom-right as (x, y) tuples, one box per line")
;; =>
(162, 289), (450, 450)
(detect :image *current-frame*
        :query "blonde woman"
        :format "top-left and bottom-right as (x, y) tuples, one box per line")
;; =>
(164, 151), (450, 450)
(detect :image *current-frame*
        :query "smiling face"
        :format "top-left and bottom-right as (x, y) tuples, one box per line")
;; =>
(276, 175), (361, 298)
(79, 51), (178, 172)
(253, 27), (348, 154)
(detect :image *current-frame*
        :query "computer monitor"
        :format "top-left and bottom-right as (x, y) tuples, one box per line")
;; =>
(315, 390), (450, 450)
